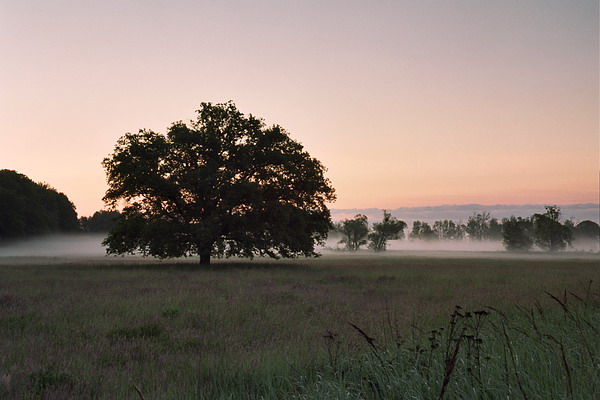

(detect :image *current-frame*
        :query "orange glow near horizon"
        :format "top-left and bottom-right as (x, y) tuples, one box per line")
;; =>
(1, 1), (598, 217)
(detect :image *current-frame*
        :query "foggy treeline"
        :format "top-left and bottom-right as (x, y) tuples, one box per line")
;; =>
(334, 207), (599, 253)
(2, 169), (598, 257)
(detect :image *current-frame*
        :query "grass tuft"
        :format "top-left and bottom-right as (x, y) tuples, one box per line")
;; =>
(108, 323), (165, 340)
(28, 364), (74, 397)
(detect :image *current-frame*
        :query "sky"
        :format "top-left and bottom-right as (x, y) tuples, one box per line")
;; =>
(1, 1), (598, 217)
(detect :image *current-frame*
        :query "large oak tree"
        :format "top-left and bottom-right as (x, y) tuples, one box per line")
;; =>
(102, 102), (336, 264)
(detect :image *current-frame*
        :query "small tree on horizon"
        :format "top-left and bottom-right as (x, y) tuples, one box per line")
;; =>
(573, 220), (599, 241)
(466, 212), (491, 240)
(368, 210), (406, 251)
(533, 205), (572, 251)
(337, 214), (369, 251)
(433, 219), (465, 240)
(409, 220), (436, 241)
(502, 216), (534, 252)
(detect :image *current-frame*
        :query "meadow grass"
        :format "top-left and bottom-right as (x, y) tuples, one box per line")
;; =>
(0, 252), (598, 399)
(290, 285), (599, 399)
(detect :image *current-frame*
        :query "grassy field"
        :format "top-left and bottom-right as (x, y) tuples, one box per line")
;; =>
(0, 252), (598, 399)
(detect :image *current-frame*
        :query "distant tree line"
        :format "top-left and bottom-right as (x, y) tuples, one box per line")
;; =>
(0, 169), (79, 240)
(408, 212), (503, 241)
(500, 206), (591, 252)
(334, 206), (599, 252)
(2, 170), (597, 254)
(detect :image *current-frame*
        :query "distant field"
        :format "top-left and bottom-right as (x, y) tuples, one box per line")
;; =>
(0, 252), (598, 399)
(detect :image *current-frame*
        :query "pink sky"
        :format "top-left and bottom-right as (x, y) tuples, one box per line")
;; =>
(1, 1), (598, 216)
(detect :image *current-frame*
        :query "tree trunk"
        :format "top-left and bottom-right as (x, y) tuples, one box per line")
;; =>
(199, 247), (211, 265)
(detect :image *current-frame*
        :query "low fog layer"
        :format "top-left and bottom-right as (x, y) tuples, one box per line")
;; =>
(0, 234), (596, 260)
(0, 234), (107, 257)
(321, 238), (502, 252)
(321, 237), (599, 253)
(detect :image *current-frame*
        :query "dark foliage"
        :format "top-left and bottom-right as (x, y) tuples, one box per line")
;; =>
(466, 212), (491, 240)
(502, 216), (534, 252)
(102, 102), (336, 264)
(0, 170), (78, 240)
(409, 220), (436, 241)
(533, 206), (572, 251)
(80, 210), (121, 232)
(502, 206), (576, 252)
(573, 220), (600, 241)
(488, 218), (503, 240)
(337, 214), (369, 251)
(432, 219), (466, 240)
(368, 210), (406, 251)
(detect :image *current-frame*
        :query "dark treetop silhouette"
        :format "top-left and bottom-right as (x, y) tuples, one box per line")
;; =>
(102, 102), (336, 264)
(0, 169), (78, 240)
(337, 214), (369, 251)
(79, 210), (121, 233)
(368, 210), (406, 251)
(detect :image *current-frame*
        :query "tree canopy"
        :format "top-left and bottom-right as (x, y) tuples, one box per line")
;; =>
(573, 220), (599, 241)
(102, 102), (336, 264)
(532, 206), (572, 251)
(432, 219), (465, 240)
(337, 214), (369, 251)
(0, 169), (78, 240)
(501, 206), (575, 252)
(466, 212), (491, 240)
(368, 210), (406, 251)
(409, 221), (436, 241)
(80, 210), (121, 232)
(501, 216), (534, 252)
